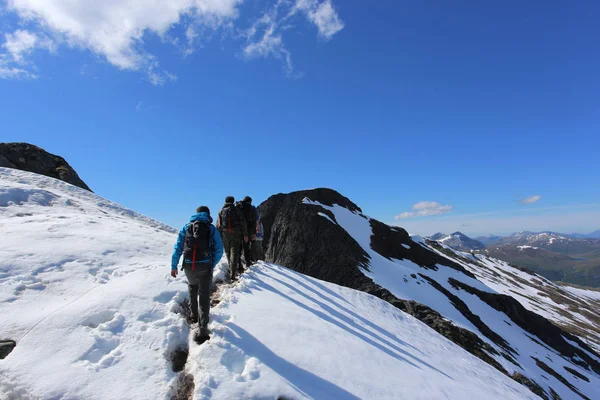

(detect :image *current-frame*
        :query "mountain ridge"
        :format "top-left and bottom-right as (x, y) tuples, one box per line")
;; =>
(259, 189), (600, 399)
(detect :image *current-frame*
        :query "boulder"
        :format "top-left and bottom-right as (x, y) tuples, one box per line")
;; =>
(0, 340), (16, 359)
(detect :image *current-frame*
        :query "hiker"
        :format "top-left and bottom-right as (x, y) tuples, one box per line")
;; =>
(171, 206), (223, 341)
(216, 196), (248, 281)
(252, 220), (264, 261)
(236, 196), (260, 269)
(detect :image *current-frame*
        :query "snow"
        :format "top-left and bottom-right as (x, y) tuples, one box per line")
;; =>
(1, 168), (598, 400)
(189, 263), (538, 399)
(0, 168), (197, 399)
(317, 212), (337, 225)
(402, 243), (411, 249)
(563, 285), (600, 302)
(302, 198), (600, 399)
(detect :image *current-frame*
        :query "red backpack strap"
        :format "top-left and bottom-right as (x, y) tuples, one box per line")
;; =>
(191, 244), (197, 272)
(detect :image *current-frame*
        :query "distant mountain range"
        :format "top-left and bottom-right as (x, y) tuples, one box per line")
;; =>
(426, 232), (485, 251)
(569, 230), (600, 239)
(428, 231), (600, 287)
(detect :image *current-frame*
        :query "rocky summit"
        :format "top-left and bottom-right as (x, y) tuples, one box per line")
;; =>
(0, 143), (91, 192)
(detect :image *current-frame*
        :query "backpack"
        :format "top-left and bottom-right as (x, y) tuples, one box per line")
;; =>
(219, 205), (239, 232)
(183, 221), (212, 264)
(236, 201), (256, 227)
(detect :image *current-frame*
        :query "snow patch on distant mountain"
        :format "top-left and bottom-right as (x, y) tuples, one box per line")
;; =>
(427, 232), (486, 251)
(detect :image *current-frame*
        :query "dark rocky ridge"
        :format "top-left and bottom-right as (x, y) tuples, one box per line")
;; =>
(258, 188), (600, 399)
(0, 143), (92, 191)
(259, 189), (512, 374)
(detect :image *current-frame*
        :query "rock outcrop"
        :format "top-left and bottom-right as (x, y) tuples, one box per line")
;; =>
(258, 188), (600, 399)
(0, 143), (92, 191)
(0, 340), (16, 359)
(258, 189), (511, 377)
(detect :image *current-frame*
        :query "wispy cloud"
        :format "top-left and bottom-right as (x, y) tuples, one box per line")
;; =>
(136, 101), (144, 112)
(1, 0), (343, 83)
(0, 29), (56, 79)
(242, 0), (343, 76)
(395, 201), (454, 220)
(520, 195), (542, 205)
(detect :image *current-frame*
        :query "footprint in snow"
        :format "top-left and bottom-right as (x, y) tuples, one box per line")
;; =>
(219, 347), (262, 382)
(79, 311), (126, 369)
(79, 336), (123, 369)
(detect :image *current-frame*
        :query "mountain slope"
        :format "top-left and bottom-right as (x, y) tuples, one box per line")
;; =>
(0, 167), (189, 399)
(0, 168), (541, 400)
(434, 244), (600, 353)
(259, 189), (600, 400)
(481, 231), (600, 287)
(188, 262), (538, 399)
(483, 245), (600, 287)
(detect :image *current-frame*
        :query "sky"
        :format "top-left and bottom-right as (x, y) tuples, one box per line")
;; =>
(1, 0), (599, 237)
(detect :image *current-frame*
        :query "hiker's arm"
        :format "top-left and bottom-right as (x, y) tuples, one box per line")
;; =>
(215, 213), (221, 230)
(211, 226), (224, 268)
(171, 226), (186, 271)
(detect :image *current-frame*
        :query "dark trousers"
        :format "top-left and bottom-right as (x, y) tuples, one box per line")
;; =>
(242, 240), (253, 268)
(184, 262), (212, 332)
(222, 231), (242, 280)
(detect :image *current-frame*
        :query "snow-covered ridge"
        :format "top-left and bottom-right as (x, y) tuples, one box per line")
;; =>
(0, 167), (175, 233)
(302, 198), (600, 400)
(188, 262), (537, 399)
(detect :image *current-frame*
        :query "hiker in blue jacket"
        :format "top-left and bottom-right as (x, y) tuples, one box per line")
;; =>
(171, 206), (223, 342)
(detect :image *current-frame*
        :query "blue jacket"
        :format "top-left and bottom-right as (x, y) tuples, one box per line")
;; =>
(171, 212), (224, 271)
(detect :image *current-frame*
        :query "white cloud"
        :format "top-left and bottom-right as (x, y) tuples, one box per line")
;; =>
(0, 65), (35, 79)
(520, 195), (542, 205)
(0, 29), (56, 79)
(395, 201), (454, 220)
(1, 0), (343, 82)
(296, 0), (344, 39)
(242, 0), (343, 76)
(3, 0), (241, 83)
(3, 29), (55, 62)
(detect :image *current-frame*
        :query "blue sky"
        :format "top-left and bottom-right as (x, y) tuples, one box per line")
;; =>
(1, 0), (599, 236)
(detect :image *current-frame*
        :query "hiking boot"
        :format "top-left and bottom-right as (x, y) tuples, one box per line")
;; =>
(193, 328), (210, 344)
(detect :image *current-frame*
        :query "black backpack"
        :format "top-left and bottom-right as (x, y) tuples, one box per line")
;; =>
(220, 205), (239, 232)
(183, 221), (212, 263)
(237, 201), (256, 226)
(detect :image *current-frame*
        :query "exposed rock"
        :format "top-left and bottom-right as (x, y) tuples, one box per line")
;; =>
(532, 357), (590, 400)
(259, 188), (370, 289)
(0, 143), (92, 191)
(450, 278), (600, 376)
(370, 220), (476, 278)
(0, 340), (16, 359)
(511, 372), (548, 400)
